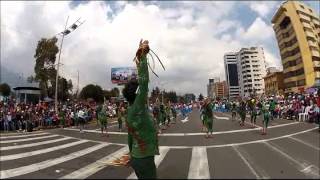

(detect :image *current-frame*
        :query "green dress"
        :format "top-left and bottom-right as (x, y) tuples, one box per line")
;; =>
(203, 102), (214, 133)
(59, 111), (65, 126)
(98, 108), (107, 128)
(165, 105), (171, 125)
(261, 104), (270, 128)
(126, 54), (159, 159)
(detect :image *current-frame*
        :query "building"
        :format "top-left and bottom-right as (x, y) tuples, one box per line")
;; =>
(224, 53), (240, 99)
(207, 77), (220, 98)
(237, 47), (267, 97)
(263, 69), (285, 96)
(213, 81), (228, 99)
(271, 1), (320, 94)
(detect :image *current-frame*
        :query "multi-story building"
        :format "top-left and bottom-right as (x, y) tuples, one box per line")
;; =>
(271, 1), (320, 94)
(207, 78), (215, 98)
(214, 81), (228, 98)
(237, 47), (267, 97)
(263, 68), (285, 96)
(224, 53), (240, 99)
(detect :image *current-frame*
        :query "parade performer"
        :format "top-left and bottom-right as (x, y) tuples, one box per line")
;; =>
(165, 102), (171, 127)
(238, 100), (246, 126)
(117, 102), (125, 132)
(171, 104), (177, 124)
(261, 101), (270, 135)
(58, 109), (66, 128)
(231, 101), (237, 121)
(203, 98), (214, 138)
(122, 39), (159, 179)
(98, 105), (108, 136)
(153, 98), (162, 133)
(249, 98), (257, 128)
(200, 102), (206, 132)
(160, 104), (166, 130)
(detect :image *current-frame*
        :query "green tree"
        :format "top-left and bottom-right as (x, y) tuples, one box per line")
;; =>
(80, 84), (104, 102)
(198, 93), (204, 101)
(0, 83), (11, 97)
(164, 91), (178, 103)
(33, 37), (59, 98)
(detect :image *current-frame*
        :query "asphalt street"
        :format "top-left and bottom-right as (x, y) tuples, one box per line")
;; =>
(0, 109), (319, 179)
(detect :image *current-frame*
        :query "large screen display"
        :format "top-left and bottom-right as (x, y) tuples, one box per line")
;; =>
(111, 67), (138, 85)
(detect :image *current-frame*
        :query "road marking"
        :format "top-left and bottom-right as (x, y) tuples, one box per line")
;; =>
(127, 146), (170, 179)
(0, 132), (49, 139)
(0, 140), (89, 161)
(181, 117), (189, 123)
(61, 146), (129, 179)
(213, 115), (230, 120)
(288, 136), (320, 151)
(232, 146), (266, 179)
(63, 121), (300, 137)
(187, 147), (210, 179)
(0, 137), (73, 151)
(263, 141), (320, 178)
(0, 143), (109, 179)
(0, 134), (60, 144)
(0, 131), (44, 136)
(158, 127), (319, 149)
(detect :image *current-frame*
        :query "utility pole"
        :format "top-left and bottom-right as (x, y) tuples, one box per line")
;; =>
(76, 69), (79, 97)
(54, 17), (85, 113)
(55, 16), (69, 113)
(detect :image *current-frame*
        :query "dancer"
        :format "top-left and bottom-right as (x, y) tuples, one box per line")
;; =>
(122, 39), (159, 179)
(231, 101), (237, 121)
(249, 98), (257, 128)
(117, 102), (125, 132)
(238, 100), (247, 126)
(203, 98), (214, 138)
(165, 102), (171, 127)
(171, 104), (177, 124)
(98, 105), (108, 136)
(261, 101), (270, 135)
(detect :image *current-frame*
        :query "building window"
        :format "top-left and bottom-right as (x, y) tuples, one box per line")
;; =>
(297, 79), (305, 86)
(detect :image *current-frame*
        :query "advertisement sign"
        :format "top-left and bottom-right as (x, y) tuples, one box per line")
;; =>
(111, 67), (138, 85)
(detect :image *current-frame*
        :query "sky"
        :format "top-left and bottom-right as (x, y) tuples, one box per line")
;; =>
(1, 1), (319, 96)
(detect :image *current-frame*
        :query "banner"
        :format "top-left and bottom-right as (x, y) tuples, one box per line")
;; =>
(111, 67), (138, 85)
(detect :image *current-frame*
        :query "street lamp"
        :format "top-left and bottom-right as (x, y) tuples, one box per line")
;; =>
(54, 16), (85, 113)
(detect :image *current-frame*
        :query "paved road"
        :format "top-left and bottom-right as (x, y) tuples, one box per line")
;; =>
(0, 110), (319, 179)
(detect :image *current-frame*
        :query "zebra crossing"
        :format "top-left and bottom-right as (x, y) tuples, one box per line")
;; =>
(0, 130), (319, 179)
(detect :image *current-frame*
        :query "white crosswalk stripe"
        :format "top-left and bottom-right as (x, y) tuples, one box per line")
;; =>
(0, 134), (60, 144)
(61, 146), (129, 179)
(127, 146), (170, 179)
(0, 137), (73, 151)
(0, 132), (49, 139)
(0, 143), (109, 179)
(0, 139), (89, 161)
(188, 147), (210, 179)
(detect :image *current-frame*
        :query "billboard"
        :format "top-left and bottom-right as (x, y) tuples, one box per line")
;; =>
(111, 67), (138, 85)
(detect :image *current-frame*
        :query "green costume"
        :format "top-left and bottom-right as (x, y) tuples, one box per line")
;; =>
(249, 100), (257, 124)
(165, 105), (171, 125)
(117, 107), (125, 131)
(203, 102), (214, 133)
(261, 104), (270, 128)
(126, 52), (159, 179)
(127, 55), (159, 158)
(59, 111), (65, 127)
(171, 106), (177, 123)
(238, 102), (246, 123)
(98, 107), (108, 129)
(159, 104), (166, 127)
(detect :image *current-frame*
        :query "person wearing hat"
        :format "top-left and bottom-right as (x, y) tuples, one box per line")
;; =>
(238, 100), (247, 126)
(249, 98), (257, 128)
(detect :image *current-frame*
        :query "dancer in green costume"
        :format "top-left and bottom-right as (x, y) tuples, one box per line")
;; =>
(261, 102), (270, 135)
(122, 40), (159, 179)
(98, 105), (108, 136)
(203, 98), (214, 138)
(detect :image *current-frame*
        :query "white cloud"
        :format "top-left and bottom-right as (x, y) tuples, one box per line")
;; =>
(1, 1), (282, 96)
(246, 1), (279, 17)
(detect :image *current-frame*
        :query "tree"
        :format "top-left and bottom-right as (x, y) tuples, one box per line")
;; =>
(80, 84), (104, 102)
(198, 93), (204, 101)
(33, 37), (59, 98)
(27, 75), (38, 83)
(0, 83), (11, 97)
(164, 91), (178, 103)
(150, 86), (161, 102)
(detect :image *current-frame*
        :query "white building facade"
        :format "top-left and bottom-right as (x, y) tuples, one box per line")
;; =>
(237, 47), (267, 97)
(224, 53), (240, 99)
